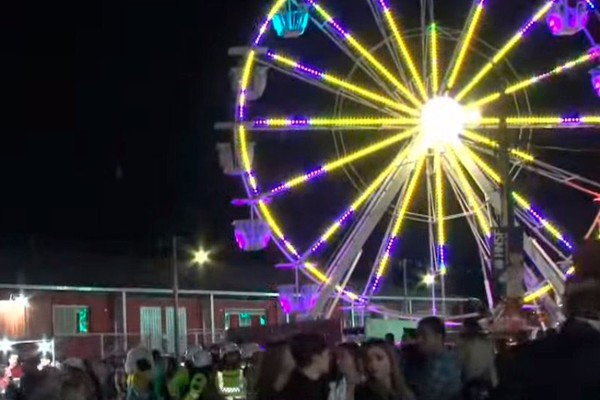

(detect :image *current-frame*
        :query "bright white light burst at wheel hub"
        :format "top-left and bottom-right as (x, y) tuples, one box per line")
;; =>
(420, 96), (465, 149)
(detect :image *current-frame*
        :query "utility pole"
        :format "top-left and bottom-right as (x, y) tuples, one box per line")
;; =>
(172, 236), (180, 361)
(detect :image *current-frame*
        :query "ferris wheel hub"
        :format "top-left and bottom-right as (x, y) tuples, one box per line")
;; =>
(420, 96), (479, 149)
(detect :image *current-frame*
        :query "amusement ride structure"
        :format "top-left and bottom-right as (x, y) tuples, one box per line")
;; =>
(216, 0), (600, 328)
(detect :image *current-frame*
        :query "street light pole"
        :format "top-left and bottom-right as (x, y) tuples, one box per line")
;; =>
(172, 236), (180, 361)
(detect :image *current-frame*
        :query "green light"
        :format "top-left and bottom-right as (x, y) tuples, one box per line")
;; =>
(260, 316), (266, 326)
(77, 308), (89, 333)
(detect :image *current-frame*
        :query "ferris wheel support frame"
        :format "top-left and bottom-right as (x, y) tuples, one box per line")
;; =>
(309, 146), (418, 318)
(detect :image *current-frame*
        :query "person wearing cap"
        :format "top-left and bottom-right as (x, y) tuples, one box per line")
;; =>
(125, 347), (156, 400)
(216, 343), (246, 400)
(492, 241), (600, 400)
(167, 346), (217, 400)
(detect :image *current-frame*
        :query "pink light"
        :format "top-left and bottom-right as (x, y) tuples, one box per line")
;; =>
(547, 14), (562, 35)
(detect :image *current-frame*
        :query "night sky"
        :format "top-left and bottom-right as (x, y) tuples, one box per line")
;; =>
(1, 0), (599, 297)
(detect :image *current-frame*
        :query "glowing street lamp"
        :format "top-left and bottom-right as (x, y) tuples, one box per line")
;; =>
(422, 273), (436, 286)
(191, 247), (211, 266)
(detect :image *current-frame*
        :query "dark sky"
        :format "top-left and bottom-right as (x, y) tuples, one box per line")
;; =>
(1, 0), (599, 297)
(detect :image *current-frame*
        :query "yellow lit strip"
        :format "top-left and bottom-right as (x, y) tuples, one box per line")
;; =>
(266, 0), (287, 19)
(269, 52), (419, 116)
(434, 150), (445, 247)
(430, 23), (440, 95)
(455, 1), (554, 101)
(304, 263), (360, 301)
(461, 129), (535, 162)
(381, 8), (428, 100)
(511, 149), (534, 162)
(512, 192), (568, 244)
(447, 1), (485, 90)
(375, 156), (426, 280)
(319, 147), (411, 244)
(274, 128), (417, 192)
(447, 147), (491, 236)
(257, 117), (419, 128)
(469, 53), (597, 108)
(524, 284), (553, 303)
(463, 145), (502, 183)
(469, 92), (501, 108)
(324, 127), (416, 171)
(311, 3), (422, 107)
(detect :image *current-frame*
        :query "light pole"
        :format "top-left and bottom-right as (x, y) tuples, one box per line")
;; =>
(172, 236), (211, 361)
(172, 236), (180, 361)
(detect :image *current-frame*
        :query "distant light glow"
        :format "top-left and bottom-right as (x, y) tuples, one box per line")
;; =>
(38, 340), (52, 354)
(0, 339), (13, 352)
(13, 293), (29, 308)
(420, 97), (465, 149)
(423, 273), (435, 286)
(192, 248), (211, 266)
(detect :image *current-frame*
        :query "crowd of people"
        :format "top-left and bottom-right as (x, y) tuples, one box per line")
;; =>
(1, 243), (599, 400)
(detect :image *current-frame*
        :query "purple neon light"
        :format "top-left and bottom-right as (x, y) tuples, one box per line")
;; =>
(306, 0), (350, 38)
(524, 204), (573, 250)
(438, 245), (446, 270)
(309, 209), (355, 253)
(561, 116), (582, 124)
(370, 235), (400, 294)
(270, 166), (326, 195)
(586, 0), (596, 10)
(521, 1), (557, 34)
(253, 118), (310, 127)
(377, 0), (390, 12)
(267, 51), (325, 79)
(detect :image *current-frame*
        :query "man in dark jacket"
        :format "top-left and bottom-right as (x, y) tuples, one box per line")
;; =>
(492, 242), (600, 400)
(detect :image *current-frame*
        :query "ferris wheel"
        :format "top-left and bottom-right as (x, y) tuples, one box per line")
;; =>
(219, 0), (600, 322)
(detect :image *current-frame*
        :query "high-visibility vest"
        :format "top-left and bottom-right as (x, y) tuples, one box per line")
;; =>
(216, 369), (246, 399)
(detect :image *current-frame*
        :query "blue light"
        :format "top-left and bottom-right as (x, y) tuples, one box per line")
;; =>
(272, 1), (310, 38)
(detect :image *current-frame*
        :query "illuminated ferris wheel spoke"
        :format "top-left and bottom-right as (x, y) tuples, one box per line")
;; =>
(512, 192), (573, 250)
(444, 148), (492, 237)
(461, 130), (535, 162)
(429, 23), (441, 95)
(306, 0), (423, 107)
(365, 0), (410, 85)
(302, 146), (413, 259)
(262, 128), (417, 198)
(468, 51), (600, 108)
(455, 0), (555, 101)
(367, 156), (426, 296)
(466, 141), (600, 201)
(259, 58), (399, 116)
(246, 117), (419, 131)
(264, 51), (419, 116)
(445, 0), (486, 91)
(471, 115), (600, 129)
(434, 150), (447, 272)
(464, 145), (572, 249)
(373, 0), (428, 100)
